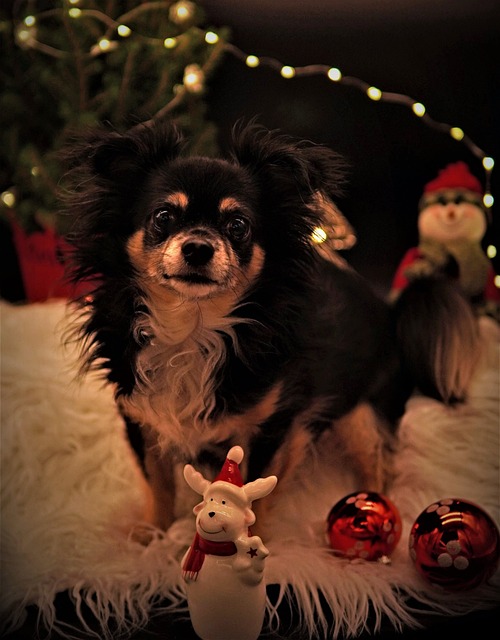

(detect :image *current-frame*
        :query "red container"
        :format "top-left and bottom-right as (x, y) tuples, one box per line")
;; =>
(11, 221), (89, 302)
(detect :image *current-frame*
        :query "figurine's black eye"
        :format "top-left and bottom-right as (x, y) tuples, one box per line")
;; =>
(453, 195), (465, 205)
(222, 500), (226, 505)
(436, 195), (448, 206)
(226, 216), (251, 241)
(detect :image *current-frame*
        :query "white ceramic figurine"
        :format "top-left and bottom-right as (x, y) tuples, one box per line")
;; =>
(182, 445), (278, 640)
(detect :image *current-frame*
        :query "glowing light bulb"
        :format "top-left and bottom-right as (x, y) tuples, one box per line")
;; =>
(487, 245), (497, 259)
(117, 25), (131, 37)
(31, 166), (40, 177)
(483, 157), (494, 171)
(245, 55), (260, 68)
(311, 227), (328, 244)
(327, 67), (341, 81)
(68, 7), (81, 18)
(280, 65), (295, 79)
(183, 64), (204, 93)
(1, 190), (16, 208)
(367, 86), (382, 100)
(17, 28), (31, 43)
(412, 102), (426, 116)
(450, 127), (464, 141)
(494, 275), (500, 289)
(24, 15), (36, 27)
(16, 24), (36, 48)
(205, 31), (219, 44)
(483, 193), (494, 208)
(170, 1), (195, 24)
(164, 37), (177, 49)
(98, 38), (111, 51)
(90, 38), (117, 55)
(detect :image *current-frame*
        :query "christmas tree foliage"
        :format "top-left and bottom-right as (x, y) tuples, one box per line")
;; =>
(0, 0), (230, 233)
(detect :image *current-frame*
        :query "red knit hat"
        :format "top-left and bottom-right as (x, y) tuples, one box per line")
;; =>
(212, 446), (244, 486)
(423, 161), (483, 195)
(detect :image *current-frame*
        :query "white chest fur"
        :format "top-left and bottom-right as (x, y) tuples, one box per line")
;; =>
(118, 292), (243, 453)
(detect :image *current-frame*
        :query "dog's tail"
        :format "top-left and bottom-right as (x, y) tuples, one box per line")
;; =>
(391, 277), (481, 404)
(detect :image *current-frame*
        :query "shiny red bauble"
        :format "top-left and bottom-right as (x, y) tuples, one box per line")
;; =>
(327, 491), (402, 561)
(409, 498), (500, 591)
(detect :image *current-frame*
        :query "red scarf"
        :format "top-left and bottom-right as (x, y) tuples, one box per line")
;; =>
(182, 532), (237, 580)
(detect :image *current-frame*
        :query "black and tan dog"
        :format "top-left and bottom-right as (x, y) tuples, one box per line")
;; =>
(61, 120), (480, 532)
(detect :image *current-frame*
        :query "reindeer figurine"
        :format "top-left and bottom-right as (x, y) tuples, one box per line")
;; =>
(181, 445), (278, 640)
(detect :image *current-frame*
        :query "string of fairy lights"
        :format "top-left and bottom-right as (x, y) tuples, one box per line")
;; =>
(2, 0), (497, 264)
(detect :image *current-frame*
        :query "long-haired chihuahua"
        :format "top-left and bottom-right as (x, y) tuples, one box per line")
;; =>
(60, 120), (480, 532)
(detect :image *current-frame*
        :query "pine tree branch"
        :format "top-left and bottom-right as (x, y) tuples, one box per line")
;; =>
(61, 9), (89, 113)
(80, 2), (174, 39)
(111, 2), (175, 35)
(141, 67), (173, 116)
(115, 46), (138, 125)
(27, 40), (67, 59)
(147, 39), (227, 123)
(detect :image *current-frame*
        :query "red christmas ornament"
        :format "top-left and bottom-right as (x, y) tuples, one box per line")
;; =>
(327, 491), (402, 561)
(409, 498), (500, 591)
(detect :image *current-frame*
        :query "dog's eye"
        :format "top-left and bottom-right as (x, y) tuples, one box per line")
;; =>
(226, 216), (250, 242)
(153, 206), (175, 227)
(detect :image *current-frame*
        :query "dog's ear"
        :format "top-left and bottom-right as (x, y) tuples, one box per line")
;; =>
(60, 119), (184, 248)
(230, 123), (352, 256)
(88, 132), (146, 182)
(229, 121), (347, 201)
(62, 119), (184, 183)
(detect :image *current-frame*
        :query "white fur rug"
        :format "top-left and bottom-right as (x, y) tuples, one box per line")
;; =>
(1, 299), (499, 639)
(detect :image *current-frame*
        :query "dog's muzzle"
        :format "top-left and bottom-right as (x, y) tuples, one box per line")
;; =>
(160, 230), (233, 296)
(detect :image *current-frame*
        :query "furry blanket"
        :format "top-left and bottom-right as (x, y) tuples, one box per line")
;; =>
(1, 299), (499, 639)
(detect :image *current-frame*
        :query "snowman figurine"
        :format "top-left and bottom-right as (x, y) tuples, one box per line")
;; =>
(181, 445), (277, 640)
(389, 161), (500, 321)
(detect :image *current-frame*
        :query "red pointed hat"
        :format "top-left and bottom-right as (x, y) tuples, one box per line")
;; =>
(423, 161), (483, 195)
(213, 445), (244, 486)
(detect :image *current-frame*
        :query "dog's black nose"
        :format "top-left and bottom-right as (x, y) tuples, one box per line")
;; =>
(208, 511), (215, 518)
(182, 240), (214, 267)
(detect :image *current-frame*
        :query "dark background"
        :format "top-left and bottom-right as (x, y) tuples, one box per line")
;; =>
(201, 0), (500, 295)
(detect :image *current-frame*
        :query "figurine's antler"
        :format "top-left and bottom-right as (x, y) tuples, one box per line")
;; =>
(243, 476), (278, 503)
(183, 464), (211, 496)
